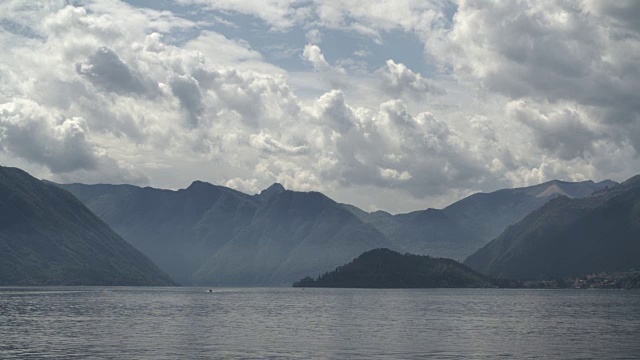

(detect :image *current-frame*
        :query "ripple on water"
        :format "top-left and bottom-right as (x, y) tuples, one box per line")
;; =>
(1, 287), (639, 359)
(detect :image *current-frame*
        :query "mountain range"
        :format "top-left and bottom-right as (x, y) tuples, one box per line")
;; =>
(2, 160), (635, 287)
(57, 177), (615, 285)
(343, 179), (615, 261)
(465, 176), (640, 279)
(59, 181), (393, 285)
(0, 166), (174, 286)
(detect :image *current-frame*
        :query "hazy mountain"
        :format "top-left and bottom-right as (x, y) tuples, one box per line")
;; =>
(343, 206), (480, 261)
(0, 166), (174, 286)
(193, 190), (395, 285)
(443, 179), (617, 241)
(464, 176), (640, 279)
(59, 182), (393, 285)
(59, 177), (616, 285)
(61, 181), (259, 284)
(345, 179), (616, 260)
(293, 248), (492, 288)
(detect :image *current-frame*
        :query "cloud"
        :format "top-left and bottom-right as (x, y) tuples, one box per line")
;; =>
(0, 99), (144, 184)
(508, 100), (605, 161)
(0, 100), (98, 173)
(376, 59), (445, 100)
(308, 92), (492, 196)
(311, 0), (447, 38)
(76, 47), (158, 96)
(3, 0), (640, 213)
(225, 177), (259, 194)
(176, 0), (307, 30)
(379, 167), (412, 181)
(305, 28), (323, 44)
(176, 0), (448, 37)
(353, 49), (371, 58)
(302, 44), (349, 89)
(250, 132), (309, 155)
(585, 0), (640, 33)
(169, 74), (204, 127)
(313, 90), (357, 133)
(183, 31), (283, 73)
(429, 0), (640, 150)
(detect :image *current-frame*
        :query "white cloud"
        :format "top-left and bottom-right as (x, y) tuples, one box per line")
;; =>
(0, 100), (99, 173)
(0, 99), (145, 184)
(184, 31), (284, 74)
(379, 167), (412, 181)
(376, 59), (445, 100)
(2, 0), (640, 213)
(305, 28), (323, 44)
(302, 44), (349, 89)
(176, 0), (307, 30)
(353, 49), (371, 58)
(76, 46), (159, 96)
(507, 100), (605, 161)
(225, 177), (259, 194)
(428, 0), (640, 150)
(169, 74), (204, 127)
(250, 132), (309, 155)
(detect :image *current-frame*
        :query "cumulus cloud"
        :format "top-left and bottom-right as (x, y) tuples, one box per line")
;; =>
(76, 47), (158, 96)
(308, 91), (492, 196)
(183, 31), (284, 74)
(0, 100), (99, 173)
(2, 0), (640, 213)
(225, 177), (259, 194)
(169, 74), (204, 127)
(302, 44), (349, 89)
(250, 132), (309, 155)
(429, 0), (640, 150)
(379, 167), (412, 181)
(376, 59), (445, 100)
(508, 101), (605, 161)
(0, 99), (144, 184)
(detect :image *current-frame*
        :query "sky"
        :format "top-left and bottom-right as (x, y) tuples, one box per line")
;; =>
(1, 0), (639, 213)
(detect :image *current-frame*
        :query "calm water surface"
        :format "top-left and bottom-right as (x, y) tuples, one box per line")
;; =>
(1, 287), (639, 359)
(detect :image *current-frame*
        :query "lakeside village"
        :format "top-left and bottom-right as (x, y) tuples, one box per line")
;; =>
(496, 272), (640, 289)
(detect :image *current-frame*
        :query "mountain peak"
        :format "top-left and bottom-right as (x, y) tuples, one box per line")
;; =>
(184, 181), (224, 200)
(189, 180), (209, 186)
(259, 183), (285, 197)
(622, 175), (640, 188)
(187, 180), (217, 190)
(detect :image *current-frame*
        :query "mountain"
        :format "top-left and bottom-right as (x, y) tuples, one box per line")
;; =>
(293, 248), (492, 288)
(442, 179), (617, 241)
(345, 179), (616, 260)
(60, 181), (259, 284)
(59, 182), (394, 286)
(0, 166), (174, 286)
(343, 206), (480, 261)
(59, 177), (616, 285)
(464, 176), (640, 279)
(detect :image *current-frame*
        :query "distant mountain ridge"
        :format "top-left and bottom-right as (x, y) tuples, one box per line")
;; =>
(60, 181), (393, 285)
(59, 177), (615, 285)
(465, 176), (640, 279)
(0, 166), (174, 286)
(342, 179), (616, 260)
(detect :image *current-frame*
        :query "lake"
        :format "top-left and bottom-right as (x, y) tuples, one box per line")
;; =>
(1, 287), (639, 359)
